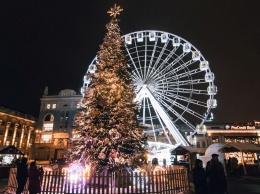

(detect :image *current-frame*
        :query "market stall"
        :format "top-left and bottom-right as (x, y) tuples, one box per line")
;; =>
(218, 142), (260, 176)
(0, 146), (24, 179)
(171, 145), (197, 171)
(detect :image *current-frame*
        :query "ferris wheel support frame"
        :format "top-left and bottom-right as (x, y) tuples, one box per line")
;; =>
(135, 84), (189, 146)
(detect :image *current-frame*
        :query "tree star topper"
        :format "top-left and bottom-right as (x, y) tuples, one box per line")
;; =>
(107, 4), (123, 18)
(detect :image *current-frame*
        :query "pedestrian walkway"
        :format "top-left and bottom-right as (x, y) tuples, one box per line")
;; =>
(0, 179), (8, 194)
(188, 173), (260, 194)
(2, 174), (260, 194)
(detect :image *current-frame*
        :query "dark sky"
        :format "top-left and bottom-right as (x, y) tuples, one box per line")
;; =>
(0, 0), (259, 123)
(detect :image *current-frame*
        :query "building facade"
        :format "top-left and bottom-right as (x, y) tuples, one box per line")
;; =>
(32, 88), (82, 161)
(187, 121), (260, 155)
(0, 106), (37, 158)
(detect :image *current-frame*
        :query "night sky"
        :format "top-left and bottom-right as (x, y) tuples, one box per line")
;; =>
(0, 1), (259, 123)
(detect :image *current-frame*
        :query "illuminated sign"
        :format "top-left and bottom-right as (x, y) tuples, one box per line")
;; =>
(230, 126), (255, 130)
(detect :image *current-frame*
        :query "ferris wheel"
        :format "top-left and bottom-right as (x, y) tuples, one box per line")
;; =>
(83, 30), (217, 146)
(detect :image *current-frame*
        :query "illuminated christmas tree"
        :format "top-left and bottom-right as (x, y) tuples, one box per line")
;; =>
(69, 5), (147, 172)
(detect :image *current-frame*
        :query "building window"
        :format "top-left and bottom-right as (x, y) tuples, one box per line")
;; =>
(43, 123), (53, 132)
(41, 134), (52, 143)
(14, 142), (17, 147)
(202, 141), (206, 148)
(6, 141), (10, 146)
(16, 132), (20, 138)
(197, 142), (200, 148)
(52, 104), (57, 109)
(60, 110), (69, 131)
(212, 136), (219, 143)
(44, 114), (54, 122)
(76, 103), (80, 108)
(0, 128), (4, 135)
(47, 104), (51, 109)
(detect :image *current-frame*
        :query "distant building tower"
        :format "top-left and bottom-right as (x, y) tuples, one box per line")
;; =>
(33, 89), (82, 161)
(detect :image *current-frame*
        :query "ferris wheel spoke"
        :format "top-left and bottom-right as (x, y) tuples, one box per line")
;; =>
(144, 33), (148, 80)
(153, 90), (207, 107)
(148, 52), (188, 83)
(154, 91), (205, 117)
(132, 38), (144, 79)
(165, 88), (208, 95)
(166, 78), (207, 87)
(148, 46), (178, 80)
(146, 39), (170, 81)
(169, 68), (201, 81)
(144, 88), (189, 144)
(156, 94), (206, 120)
(144, 37), (159, 81)
(160, 100), (196, 131)
(131, 71), (143, 85)
(145, 97), (159, 142)
(152, 58), (196, 84)
(155, 98), (196, 131)
(125, 45), (143, 80)
(153, 108), (173, 144)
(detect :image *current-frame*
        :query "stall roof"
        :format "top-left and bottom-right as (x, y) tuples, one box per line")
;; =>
(171, 145), (197, 155)
(218, 143), (260, 153)
(0, 146), (24, 155)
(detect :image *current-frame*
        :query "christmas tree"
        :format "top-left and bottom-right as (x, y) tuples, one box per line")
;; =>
(69, 5), (147, 172)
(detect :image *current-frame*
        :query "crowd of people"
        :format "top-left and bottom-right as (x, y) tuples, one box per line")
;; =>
(193, 154), (228, 194)
(16, 157), (44, 194)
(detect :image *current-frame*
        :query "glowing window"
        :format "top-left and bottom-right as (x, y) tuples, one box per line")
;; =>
(72, 133), (80, 139)
(47, 104), (51, 109)
(41, 134), (52, 143)
(52, 104), (57, 109)
(43, 123), (53, 131)
(212, 136), (219, 143)
(76, 103), (80, 109)
(6, 141), (10, 146)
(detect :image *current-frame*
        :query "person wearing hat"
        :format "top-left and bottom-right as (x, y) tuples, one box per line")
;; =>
(207, 153), (227, 194)
(193, 159), (208, 194)
(206, 154), (219, 177)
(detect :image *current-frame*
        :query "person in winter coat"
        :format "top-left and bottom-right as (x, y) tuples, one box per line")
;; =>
(28, 162), (44, 194)
(208, 154), (227, 194)
(193, 159), (208, 194)
(16, 157), (28, 194)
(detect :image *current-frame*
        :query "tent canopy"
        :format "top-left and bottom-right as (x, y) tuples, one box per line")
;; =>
(171, 145), (197, 155)
(218, 143), (260, 153)
(0, 146), (24, 155)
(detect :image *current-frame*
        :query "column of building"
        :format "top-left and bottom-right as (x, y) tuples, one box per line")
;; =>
(3, 122), (10, 146)
(11, 123), (19, 145)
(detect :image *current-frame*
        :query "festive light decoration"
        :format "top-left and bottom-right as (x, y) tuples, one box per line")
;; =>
(67, 163), (85, 184)
(68, 5), (147, 172)
(107, 4), (123, 18)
